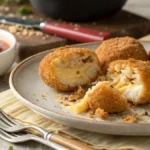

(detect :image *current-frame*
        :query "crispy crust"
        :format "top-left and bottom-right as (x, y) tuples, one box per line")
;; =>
(148, 51), (150, 60)
(107, 59), (150, 104)
(88, 82), (129, 113)
(95, 108), (108, 119)
(122, 114), (137, 123)
(39, 47), (100, 91)
(96, 37), (148, 73)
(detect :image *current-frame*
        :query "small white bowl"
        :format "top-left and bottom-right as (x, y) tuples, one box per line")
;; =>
(0, 29), (16, 76)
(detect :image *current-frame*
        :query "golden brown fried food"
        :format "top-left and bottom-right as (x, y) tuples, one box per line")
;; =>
(67, 81), (128, 114)
(107, 59), (150, 105)
(39, 47), (101, 91)
(122, 114), (137, 123)
(148, 51), (150, 60)
(96, 37), (148, 73)
(87, 81), (129, 113)
(95, 108), (108, 119)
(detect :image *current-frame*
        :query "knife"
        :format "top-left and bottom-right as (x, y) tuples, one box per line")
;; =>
(0, 16), (111, 43)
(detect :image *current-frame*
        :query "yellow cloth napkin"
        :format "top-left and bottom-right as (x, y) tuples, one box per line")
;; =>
(139, 34), (150, 41)
(1, 89), (150, 150)
(1, 37), (150, 150)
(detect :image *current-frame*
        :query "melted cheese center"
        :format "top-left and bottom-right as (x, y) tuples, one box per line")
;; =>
(52, 63), (93, 84)
(67, 82), (107, 114)
(67, 98), (89, 114)
(119, 84), (143, 102)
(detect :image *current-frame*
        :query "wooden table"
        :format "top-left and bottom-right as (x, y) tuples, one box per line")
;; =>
(1, 0), (150, 149)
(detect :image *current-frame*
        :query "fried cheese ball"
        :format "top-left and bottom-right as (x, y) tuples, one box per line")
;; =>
(148, 51), (150, 60)
(107, 59), (150, 105)
(87, 81), (129, 113)
(96, 37), (148, 73)
(39, 47), (101, 91)
(68, 81), (128, 114)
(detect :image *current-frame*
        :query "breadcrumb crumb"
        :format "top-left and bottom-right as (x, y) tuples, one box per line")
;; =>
(68, 86), (85, 102)
(41, 93), (47, 100)
(88, 114), (94, 118)
(122, 114), (137, 123)
(61, 102), (70, 107)
(123, 111), (148, 124)
(41, 93), (46, 97)
(89, 110), (95, 115)
(95, 108), (108, 119)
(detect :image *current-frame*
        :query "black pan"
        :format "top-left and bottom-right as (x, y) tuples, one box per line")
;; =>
(29, 0), (127, 21)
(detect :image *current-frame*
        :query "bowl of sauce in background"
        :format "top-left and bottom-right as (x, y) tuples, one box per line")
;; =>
(0, 29), (16, 76)
(0, 40), (10, 53)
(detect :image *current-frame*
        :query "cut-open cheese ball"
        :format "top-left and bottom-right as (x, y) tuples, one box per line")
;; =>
(87, 81), (129, 113)
(68, 81), (129, 114)
(39, 47), (101, 91)
(107, 59), (150, 105)
(67, 83), (96, 114)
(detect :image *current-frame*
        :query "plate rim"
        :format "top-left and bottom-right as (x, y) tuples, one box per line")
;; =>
(9, 41), (150, 127)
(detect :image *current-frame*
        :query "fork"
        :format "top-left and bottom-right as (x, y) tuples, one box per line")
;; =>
(0, 128), (68, 150)
(0, 109), (94, 150)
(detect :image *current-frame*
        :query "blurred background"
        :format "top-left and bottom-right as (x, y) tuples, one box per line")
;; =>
(0, 0), (149, 20)
(0, 0), (150, 62)
(124, 0), (150, 19)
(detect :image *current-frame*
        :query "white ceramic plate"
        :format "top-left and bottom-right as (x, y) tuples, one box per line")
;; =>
(9, 41), (150, 136)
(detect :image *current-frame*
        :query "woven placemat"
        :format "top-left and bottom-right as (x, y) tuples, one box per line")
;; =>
(1, 37), (150, 150)
(139, 35), (150, 41)
(1, 89), (150, 150)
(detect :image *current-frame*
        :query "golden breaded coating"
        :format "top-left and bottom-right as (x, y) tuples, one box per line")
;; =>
(95, 108), (108, 119)
(107, 59), (150, 105)
(87, 82), (129, 113)
(39, 47), (101, 91)
(96, 37), (148, 73)
(148, 51), (150, 60)
(122, 114), (137, 123)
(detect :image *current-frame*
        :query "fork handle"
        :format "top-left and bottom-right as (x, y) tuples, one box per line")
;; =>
(32, 136), (69, 150)
(50, 134), (95, 150)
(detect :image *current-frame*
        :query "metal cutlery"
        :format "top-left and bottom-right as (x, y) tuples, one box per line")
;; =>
(0, 109), (51, 136)
(0, 128), (68, 150)
(0, 109), (95, 150)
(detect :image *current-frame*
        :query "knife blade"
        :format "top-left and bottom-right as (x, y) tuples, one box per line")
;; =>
(0, 16), (111, 43)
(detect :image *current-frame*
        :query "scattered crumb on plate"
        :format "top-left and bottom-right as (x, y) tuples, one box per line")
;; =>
(95, 108), (108, 119)
(122, 114), (137, 123)
(88, 114), (94, 118)
(122, 111), (147, 124)
(60, 101), (70, 107)
(41, 93), (47, 100)
(33, 93), (36, 96)
(68, 86), (85, 102)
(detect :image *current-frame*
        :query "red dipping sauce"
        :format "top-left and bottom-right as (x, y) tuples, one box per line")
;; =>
(0, 40), (10, 53)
